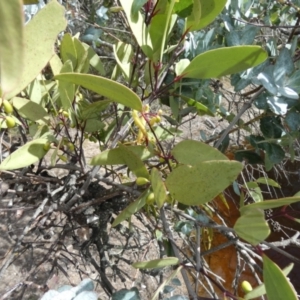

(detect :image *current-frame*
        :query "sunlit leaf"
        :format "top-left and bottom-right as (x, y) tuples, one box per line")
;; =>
(0, 138), (49, 170)
(112, 189), (149, 227)
(245, 263), (294, 300)
(180, 46), (267, 79)
(240, 196), (300, 214)
(7, 1), (67, 99)
(90, 145), (154, 165)
(0, 0), (24, 95)
(256, 177), (281, 188)
(263, 255), (297, 300)
(54, 73), (142, 111)
(187, 0), (227, 31)
(132, 257), (179, 269)
(151, 168), (167, 209)
(234, 209), (270, 245)
(166, 161), (242, 206)
(171, 140), (228, 165)
(12, 97), (49, 122)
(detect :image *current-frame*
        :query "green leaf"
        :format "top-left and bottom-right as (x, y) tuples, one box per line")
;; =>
(240, 196), (300, 213)
(234, 209), (270, 245)
(80, 100), (111, 120)
(58, 60), (74, 110)
(131, 0), (148, 18)
(174, 0), (193, 18)
(151, 168), (167, 209)
(7, 1), (67, 99)
(112, 189), (149, 227)
(117, 144), (149, 178)
(54, 73), (142, 111)
(176, 94), (215, 116)
(245, 263), (294, 300)
(185, 0), (201, 32)
(187, 0), (227, 31)
(113, 42), (134, 80)
(90, 145), (153, 166)
(0, 138), (49, 170)
(244, 181), (263, 202)
(180, 46), (268, 79)
(149, 0), (177, 61)
(60, 33), (77, 67)
(132, 257), (179, 269)
(12, 97), (49, 122)
(171, 140), (228, 165)
(23, 0), (39, 4)
(0, 0), (23, 95)
(166, 161), (243, 206)
(119, 0), (153, 58)
(256, 177), (281, 188)
(263, 255), (298, 300)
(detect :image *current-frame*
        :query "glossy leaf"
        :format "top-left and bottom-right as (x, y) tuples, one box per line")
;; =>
(234, 209), (270, 245)
(132, 257), (179, 269)
(12, 97), (49, 122)
(185, 0), (201, 31)
(187, 0), (227, 31)
(112, 189), (149, 227)
(0, 138), (49, 170)
(173, 0), (193, 18)
(90, 145), (153, 165)
(7, 1), (67, 99)
(263, 255), (297, 300)
(240, 196), (300, 213)
(171, 140), (228, 165)
(151, 168), (167, 209)
(180, 46), (268, 79)
(166, 161), (243, 206)
(131, 0), (147, 18)
(54, 73), (142, 111)
(0, 0), (24, 95)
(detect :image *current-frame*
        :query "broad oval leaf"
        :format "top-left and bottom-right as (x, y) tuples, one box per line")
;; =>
(12, 97), (49, 122)
(90, 145), (153, 165)
(0, 0), (24, 95)
(166, 161), (243, 205)
(7, 1), (67, 99)
(132, 257), (179, 269)
(187, 0), (227, 32)
(263, 254), (298, 300)
(0, 138), (49, 170)
(55, 73), (142, 111)
(171, 140), (228, 165)
(181, 46), (268, 79)
(234, 209), (270, 246)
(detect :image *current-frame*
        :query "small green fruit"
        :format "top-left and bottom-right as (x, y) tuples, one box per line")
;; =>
(5, 116), (16, 128)
(146, 192), (155, 205)
(62, 111), (69, 118)
(136, 177), (149, 186)
(241, 281), (253, 293)
(43, 142), (51, 151)
(67, 142), (75, 151)
(3, 99), (13, 114)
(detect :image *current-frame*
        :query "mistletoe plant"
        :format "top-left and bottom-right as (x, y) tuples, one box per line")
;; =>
(0, 0), (299, 299)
